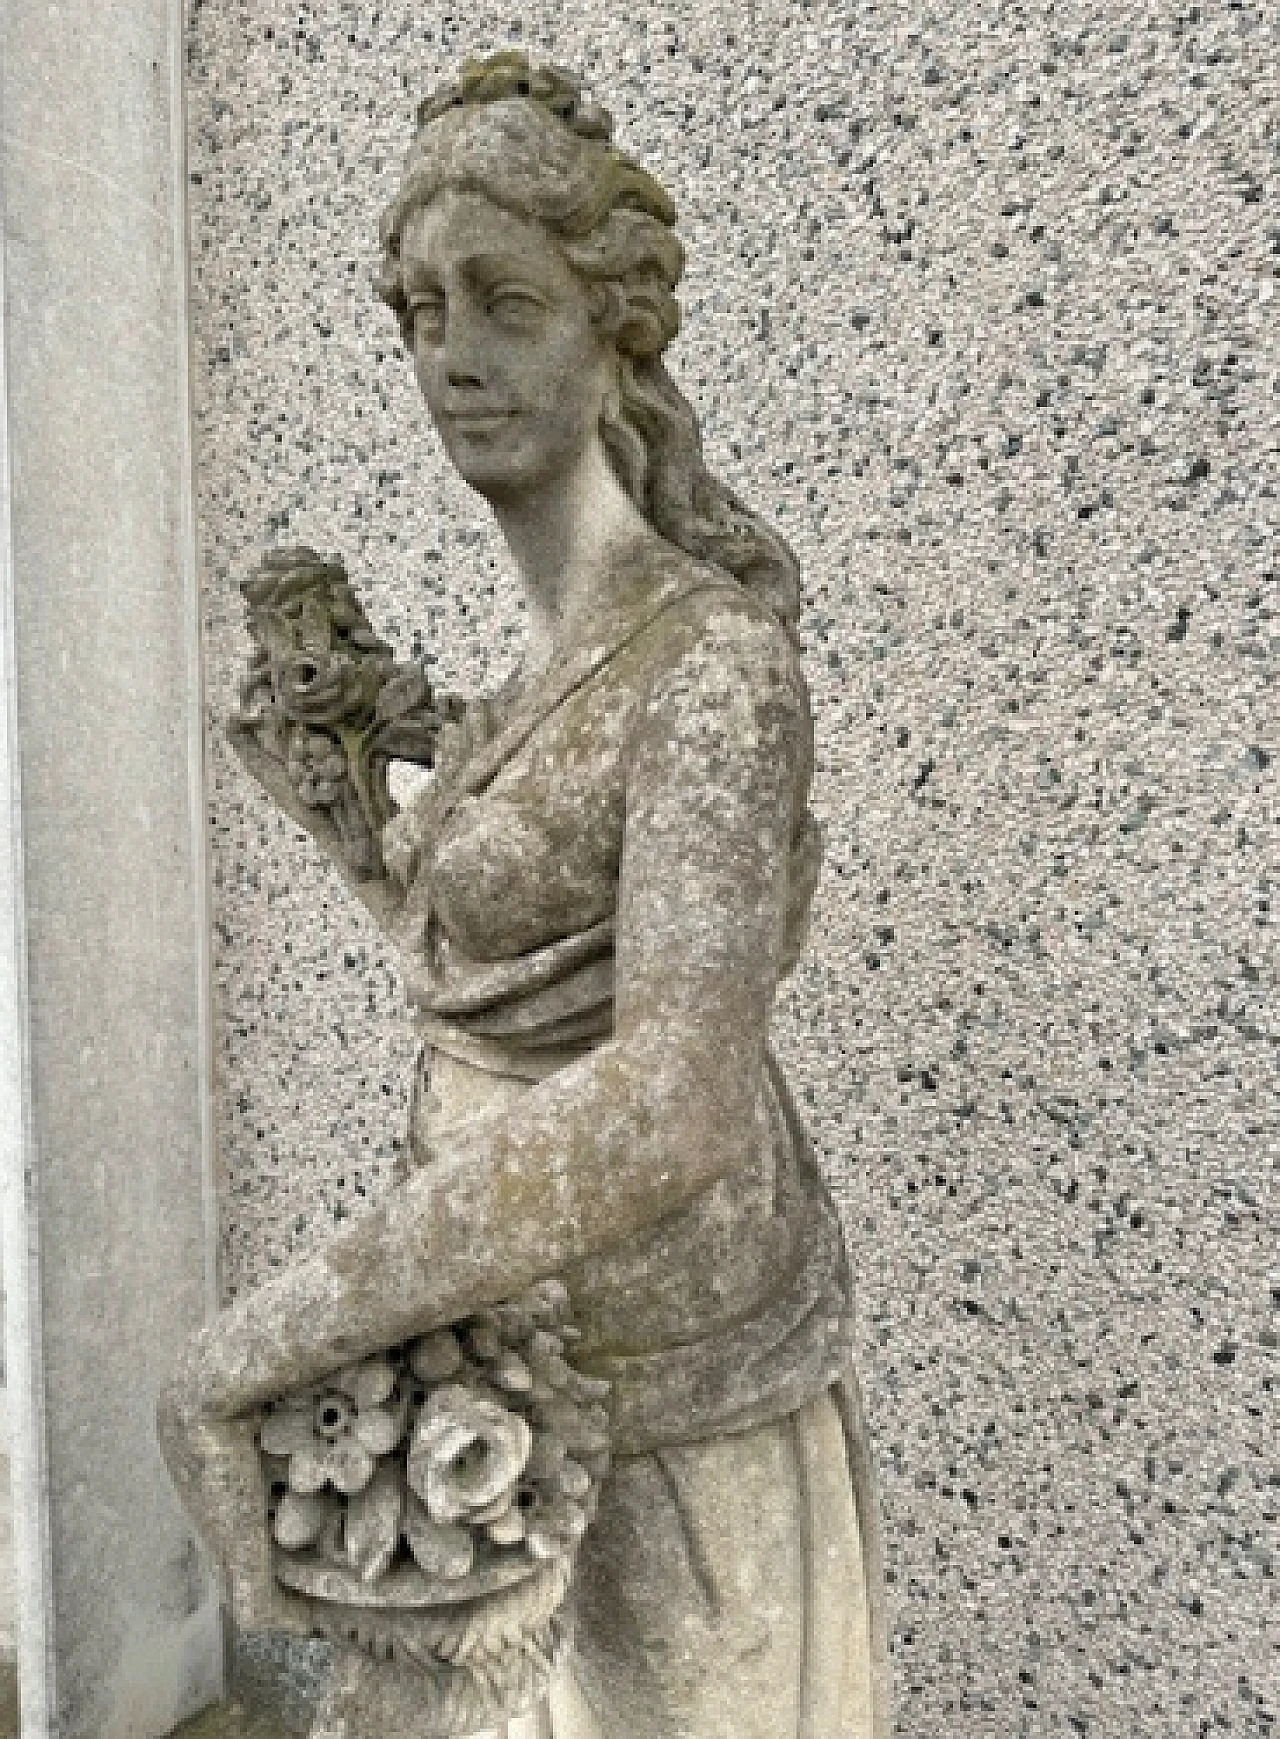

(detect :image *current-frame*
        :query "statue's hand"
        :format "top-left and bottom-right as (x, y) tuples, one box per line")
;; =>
(157, 1376), (317, 1641)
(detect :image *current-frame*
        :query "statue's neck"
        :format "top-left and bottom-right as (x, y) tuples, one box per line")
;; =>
(483, 440), (657, 675)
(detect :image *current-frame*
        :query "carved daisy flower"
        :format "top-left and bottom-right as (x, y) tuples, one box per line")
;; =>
(261, 1355), (409, 1553)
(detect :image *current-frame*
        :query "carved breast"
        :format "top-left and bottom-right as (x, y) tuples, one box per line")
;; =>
(425, 757), (625, 962)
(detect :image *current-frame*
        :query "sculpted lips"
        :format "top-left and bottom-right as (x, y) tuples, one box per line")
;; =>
(442, 406), (516, 431)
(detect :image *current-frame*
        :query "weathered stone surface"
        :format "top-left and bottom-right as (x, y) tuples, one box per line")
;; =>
(0, 0), (223, 1731)
(159, 50), (888, 1739)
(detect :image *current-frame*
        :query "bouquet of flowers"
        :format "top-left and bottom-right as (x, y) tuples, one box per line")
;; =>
(229, 546), (461, 880)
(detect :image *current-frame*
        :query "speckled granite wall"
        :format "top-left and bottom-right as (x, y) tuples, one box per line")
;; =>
(185, 3), (1276, 1733)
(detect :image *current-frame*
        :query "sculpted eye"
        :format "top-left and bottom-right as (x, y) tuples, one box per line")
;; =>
(408, 295), (445, 341)
(487, 286), (546, 323)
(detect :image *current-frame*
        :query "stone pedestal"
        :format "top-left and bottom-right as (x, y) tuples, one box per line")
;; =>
(0, 0), (224, 1732)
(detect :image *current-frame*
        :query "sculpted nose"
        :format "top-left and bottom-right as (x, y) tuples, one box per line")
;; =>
(443, 309), (488, 391)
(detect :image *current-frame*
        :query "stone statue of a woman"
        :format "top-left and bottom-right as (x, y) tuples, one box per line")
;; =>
(158, 51), (891, 1739)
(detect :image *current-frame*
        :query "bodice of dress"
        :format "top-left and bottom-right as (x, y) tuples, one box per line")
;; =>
(384, 546), (853, 1451)
(389, 558), (823, 991)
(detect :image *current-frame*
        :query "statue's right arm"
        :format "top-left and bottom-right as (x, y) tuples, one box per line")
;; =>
(174, 603), (806, 1414)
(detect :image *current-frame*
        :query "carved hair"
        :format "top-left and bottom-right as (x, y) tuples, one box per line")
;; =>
(375, 52), (801, 630)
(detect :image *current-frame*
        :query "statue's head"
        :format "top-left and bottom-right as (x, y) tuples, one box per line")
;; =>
(377, 52), (800, 629)
(377, 55), (683, 361)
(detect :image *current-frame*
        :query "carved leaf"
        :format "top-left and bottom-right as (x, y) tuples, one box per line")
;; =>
(404, 1496), (474, 1580)
(369, 718), (440, 763)
(343, 1461), (404, 1583)
(374, 666), (431, 722)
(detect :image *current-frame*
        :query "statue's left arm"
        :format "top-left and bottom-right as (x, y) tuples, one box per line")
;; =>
(158, 600), (810, 1628)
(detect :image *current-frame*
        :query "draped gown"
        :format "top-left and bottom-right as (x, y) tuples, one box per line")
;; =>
(359, 540), (892, 1739)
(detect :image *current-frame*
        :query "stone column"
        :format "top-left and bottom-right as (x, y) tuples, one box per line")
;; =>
(0, 0), (224, 1734)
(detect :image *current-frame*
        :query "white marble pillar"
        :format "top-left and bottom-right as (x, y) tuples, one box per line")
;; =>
(0, 0), (224, 1733)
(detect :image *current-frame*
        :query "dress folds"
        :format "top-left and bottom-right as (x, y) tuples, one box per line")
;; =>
(388, 555), (891, 1737)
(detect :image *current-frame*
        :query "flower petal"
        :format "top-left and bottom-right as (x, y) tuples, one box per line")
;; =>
(343, 1461), (404, 1583)
(353, 1395), (408, 1458)
(287, 1447), (332, 1496)
(329, 1440), (376, 1497)
(274, 1489), (339, 1551)
(404, 1497), (474, 1580)
(330, 1354), (398, 1411)
(525, 1493), (587, 1560)
(260, 1404), (319, 1458)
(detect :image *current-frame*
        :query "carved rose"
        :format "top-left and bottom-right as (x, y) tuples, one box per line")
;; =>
(274, 649), (387, 729)
(407, 1385), (533, 1525)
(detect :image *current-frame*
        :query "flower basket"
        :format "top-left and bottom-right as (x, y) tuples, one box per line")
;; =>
(255, 1279), (611, 1735)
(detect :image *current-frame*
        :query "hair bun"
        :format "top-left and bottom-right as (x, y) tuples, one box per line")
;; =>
(415, 50), (614, 144)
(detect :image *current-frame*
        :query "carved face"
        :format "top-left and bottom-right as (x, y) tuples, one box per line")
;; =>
(399, 190), (616, 502)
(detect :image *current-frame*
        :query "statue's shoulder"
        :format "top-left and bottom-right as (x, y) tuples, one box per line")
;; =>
(626, 547), (808, 710)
